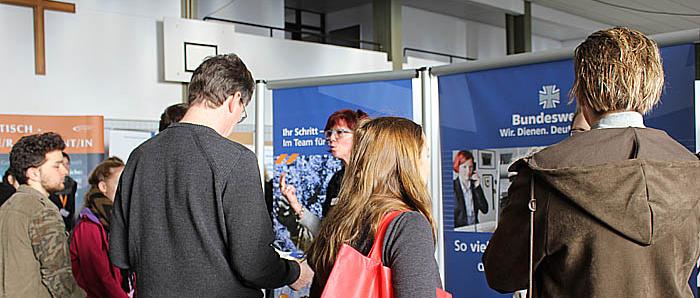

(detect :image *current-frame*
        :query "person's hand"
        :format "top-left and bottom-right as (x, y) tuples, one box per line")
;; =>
(289, 259), (314, 291)
(470, 171), (480, 188)
(280, 173), (303, 216)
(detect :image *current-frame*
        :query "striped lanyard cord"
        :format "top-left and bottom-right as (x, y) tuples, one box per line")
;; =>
(527, 177), (537, 298)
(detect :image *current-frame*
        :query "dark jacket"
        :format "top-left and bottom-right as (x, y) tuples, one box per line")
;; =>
(453, 178), (488, 227)
(49, 176), (77, 231)
(109, 123), (299, 297)
(322, 167), (344, 217)
(71, 207), (128, 298)
(0, 182), (15, 207)
(483, 127), (700, 297)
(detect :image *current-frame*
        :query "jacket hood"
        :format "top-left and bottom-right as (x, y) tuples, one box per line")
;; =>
(517, 156), (700, 246)
(79, 207), (100, 224)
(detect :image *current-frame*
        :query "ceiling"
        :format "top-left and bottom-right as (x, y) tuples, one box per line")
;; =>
(285, 0), (700, 42)
(530, 0), (700, 35)
(284, 0), (370, 13)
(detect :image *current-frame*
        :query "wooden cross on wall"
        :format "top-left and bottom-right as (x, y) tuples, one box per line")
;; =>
(0, 0), (75, 75)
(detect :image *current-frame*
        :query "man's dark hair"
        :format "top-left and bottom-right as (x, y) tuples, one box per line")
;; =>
(187, 54), (255, 108)
(159, 103), (188, 132)
(10, 132), (66, 184)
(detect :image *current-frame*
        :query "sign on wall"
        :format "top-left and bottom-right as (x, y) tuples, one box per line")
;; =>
(0, 114), (104, 215)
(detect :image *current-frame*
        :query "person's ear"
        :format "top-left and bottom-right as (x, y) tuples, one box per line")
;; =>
(98, 181), (108, 194)
(223, 95), (235, 113)
(581, 102), (595, 124)
(26, 167), (40, 183)
(226, 92), (243, 114)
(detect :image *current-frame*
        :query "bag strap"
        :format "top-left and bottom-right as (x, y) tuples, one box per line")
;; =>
(527, 177), (537, 298)
(368, 210), (404, 261)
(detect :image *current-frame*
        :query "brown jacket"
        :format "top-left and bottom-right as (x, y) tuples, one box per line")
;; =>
(0, 185), (84, 298)
(484, 127), (700, 297)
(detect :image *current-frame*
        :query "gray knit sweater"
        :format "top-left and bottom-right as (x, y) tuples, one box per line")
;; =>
(110, 123), (299, 297)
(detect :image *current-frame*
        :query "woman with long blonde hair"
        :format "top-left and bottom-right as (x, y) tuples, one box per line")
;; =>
(307, 117), (443, 297)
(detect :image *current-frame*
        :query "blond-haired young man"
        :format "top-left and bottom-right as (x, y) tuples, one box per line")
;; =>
(484, 27), (700, 297)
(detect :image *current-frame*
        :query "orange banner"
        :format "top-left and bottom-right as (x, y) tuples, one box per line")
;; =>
(0, 115), (104, 154)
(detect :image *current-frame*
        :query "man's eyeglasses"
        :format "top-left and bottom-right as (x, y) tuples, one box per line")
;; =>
(238, 101), (247, 124)
(324, 129), (352, 139)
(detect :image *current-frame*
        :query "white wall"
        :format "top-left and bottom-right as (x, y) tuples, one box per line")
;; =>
(328, 5), (566, 64)
(468, 20), (507, 60)
(0, 0), (182, 121)
(533, 34), (564, 52)
(197, 0), (284, 37)
(1, 0), (392, 122)
(326, 3), (374, 50)
(0, 1), (567, 122)
(562, 38), (585, 48)
(403, 6), (469, 63)
(163, 18), (392, 83)
(401, 6), (562, 62)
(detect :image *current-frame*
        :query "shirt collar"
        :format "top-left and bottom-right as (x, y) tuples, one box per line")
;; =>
(459, 178), (472, 197)
(591, 111), (645, 129)
(17, 185), (46, 198)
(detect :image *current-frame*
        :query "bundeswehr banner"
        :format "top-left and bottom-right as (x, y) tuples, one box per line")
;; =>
(437, 43), (696, 297)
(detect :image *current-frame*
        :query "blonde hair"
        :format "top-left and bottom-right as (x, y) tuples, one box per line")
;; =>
(569, 27), (664, 115)
(307, 117), (435, 284)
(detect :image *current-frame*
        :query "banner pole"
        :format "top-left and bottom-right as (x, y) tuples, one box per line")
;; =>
(420, 68), (446, 285)
(255, 80), (266, 186)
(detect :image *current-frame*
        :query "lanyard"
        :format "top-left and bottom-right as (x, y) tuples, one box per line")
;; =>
(58, 194), (68, 208)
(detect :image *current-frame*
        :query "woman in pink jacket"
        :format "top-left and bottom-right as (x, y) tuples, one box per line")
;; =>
(70, 157), (131, 298)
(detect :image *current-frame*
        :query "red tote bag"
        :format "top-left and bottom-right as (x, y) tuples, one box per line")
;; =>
(321, 211), (452, 298)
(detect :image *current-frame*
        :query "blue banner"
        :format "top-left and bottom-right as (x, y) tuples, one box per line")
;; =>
(272, 79), (413, 249)
(646, 44), (696, 150)
(271, 78), (414, 297)
(438, 44), (696, 297)
(440, 59), (576, 151)
(445, 232), (507, 297)
(274, 80), (414, 156)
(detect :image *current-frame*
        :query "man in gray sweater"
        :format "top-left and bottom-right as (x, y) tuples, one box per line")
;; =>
(110, 54), (313, 297)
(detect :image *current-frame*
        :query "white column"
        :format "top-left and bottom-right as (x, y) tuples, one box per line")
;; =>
(420, 68), (445, 284)
(255, 80), (267, 186)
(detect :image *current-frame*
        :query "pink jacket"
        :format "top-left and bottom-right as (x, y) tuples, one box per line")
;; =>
(70, 208), (128, 298)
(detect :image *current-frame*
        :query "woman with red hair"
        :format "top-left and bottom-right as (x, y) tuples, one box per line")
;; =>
(452, 150), (488, 228)
(280, 109), (368, 236)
